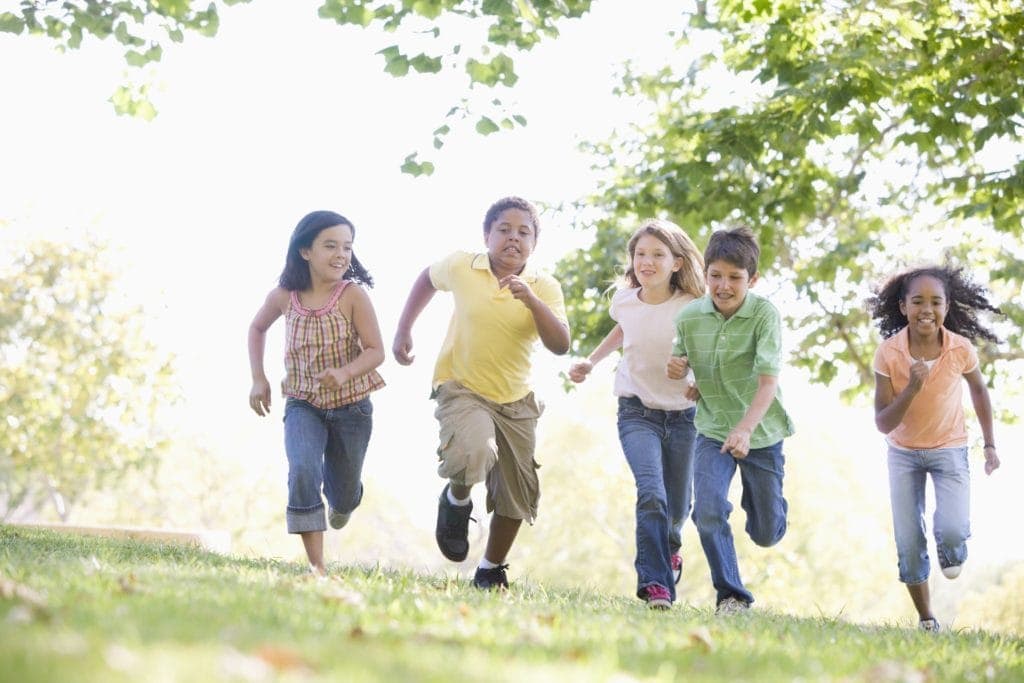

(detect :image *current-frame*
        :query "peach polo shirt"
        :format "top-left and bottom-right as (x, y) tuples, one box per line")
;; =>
(873, 327), (979, 450)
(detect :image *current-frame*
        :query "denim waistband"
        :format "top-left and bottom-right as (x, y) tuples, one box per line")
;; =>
(618, 395), (693, 419)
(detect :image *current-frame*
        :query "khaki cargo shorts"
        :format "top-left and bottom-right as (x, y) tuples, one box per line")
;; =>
(433, 381), (543, 523)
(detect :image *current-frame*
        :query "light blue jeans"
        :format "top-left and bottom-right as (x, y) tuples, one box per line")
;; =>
(283, 397), (373, 533)
(616, 396), (697, 602)
(887, 445), (970, 584)
(692, 435), (787, 605)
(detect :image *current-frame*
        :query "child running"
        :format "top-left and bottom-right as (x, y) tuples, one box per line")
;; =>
(568, 219), (705, 609)
(392, 196), (570, 590)
(666, 226), (795, 614)
(870, 264), (1001, 632)
(248, 210), (385, 576)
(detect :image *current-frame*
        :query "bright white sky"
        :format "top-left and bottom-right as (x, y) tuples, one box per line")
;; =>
(2, 0), (1020, 573)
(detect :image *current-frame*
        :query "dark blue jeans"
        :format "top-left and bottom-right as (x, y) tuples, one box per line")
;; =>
(283, 397), (372, 533)
(616, 396), (697, 602)
(692, 434), (787, 605)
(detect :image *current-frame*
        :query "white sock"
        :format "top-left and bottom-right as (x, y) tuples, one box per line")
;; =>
(447, 488), (471, 506)
(478, 557), (500, 569)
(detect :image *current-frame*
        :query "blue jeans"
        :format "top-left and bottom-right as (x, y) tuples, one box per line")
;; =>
(283, 397), (373, 533)
(616, 396), (697, 601)
(692, 435), (787, 605)
(887, 445), (970, 584)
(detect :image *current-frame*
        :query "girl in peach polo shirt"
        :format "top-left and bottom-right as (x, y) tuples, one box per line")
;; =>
(870, 265), (1002, 632)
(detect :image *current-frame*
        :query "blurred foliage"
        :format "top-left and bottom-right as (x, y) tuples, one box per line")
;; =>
(0, 238), (177, 521)
(558, 0), (1024, 399)
(0, 0), (586, 161)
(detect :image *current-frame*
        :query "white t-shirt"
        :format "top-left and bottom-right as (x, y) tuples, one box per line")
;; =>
(609, 287), (696, 411)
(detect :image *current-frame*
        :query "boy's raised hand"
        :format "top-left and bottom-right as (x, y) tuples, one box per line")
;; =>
(568, 359), (593, 383)
(392, 330), (415, 366)
(666, 355), (689, 380)
(499, 274), (536, 304)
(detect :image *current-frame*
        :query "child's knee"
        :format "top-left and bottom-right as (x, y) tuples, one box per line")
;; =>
(750, 520), (787, 547)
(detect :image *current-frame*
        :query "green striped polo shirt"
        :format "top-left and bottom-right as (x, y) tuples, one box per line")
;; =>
(672, 292), (794, 448)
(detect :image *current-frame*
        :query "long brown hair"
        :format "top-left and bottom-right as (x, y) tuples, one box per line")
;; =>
(622, 219), (705, 298)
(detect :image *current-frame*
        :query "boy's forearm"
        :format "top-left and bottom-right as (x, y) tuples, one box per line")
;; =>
(734, 375), (778, 434)
(526, 298), (570, 354)
(396, 268), (437, 334)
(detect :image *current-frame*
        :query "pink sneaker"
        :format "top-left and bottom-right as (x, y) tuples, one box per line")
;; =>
(671, 553), (683, 585)
(643, 584), (672, 610)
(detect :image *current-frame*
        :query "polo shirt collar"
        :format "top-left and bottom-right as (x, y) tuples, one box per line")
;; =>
(895, 325), (953, 357)
(471, 252), (538, 283)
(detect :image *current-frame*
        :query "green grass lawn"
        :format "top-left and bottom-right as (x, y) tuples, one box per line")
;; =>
(2, 525), (1021, 682)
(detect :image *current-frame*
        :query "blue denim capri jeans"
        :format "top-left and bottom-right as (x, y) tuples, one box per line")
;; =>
(282, 397), (373, 533)
(887, 444), (970, 584)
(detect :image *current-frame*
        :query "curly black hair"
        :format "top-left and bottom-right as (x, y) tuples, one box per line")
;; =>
(868, 265), (1001, 341)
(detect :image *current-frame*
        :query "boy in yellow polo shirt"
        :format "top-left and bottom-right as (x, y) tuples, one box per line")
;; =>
(392, 196), (570, 589)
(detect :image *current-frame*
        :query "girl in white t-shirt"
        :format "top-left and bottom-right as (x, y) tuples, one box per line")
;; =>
(569, 219), (704, 609)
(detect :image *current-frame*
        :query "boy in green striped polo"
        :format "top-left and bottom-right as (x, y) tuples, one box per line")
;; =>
(666, 226), (795, 614)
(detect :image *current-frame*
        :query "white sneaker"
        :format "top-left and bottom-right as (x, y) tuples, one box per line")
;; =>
(919, 618), (941, 632)
(941, 564), (962, 580)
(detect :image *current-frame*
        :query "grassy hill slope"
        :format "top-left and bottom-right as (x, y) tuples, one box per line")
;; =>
(2, 526), (1021, 682)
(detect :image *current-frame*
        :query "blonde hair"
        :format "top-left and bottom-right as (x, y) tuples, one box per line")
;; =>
(621, 219), (705, 297)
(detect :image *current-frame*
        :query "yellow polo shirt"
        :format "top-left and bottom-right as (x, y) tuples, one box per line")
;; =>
(429, 251), (567, 404)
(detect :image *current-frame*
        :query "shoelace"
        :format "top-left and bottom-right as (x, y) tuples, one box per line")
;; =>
(647, 585), (671, 601)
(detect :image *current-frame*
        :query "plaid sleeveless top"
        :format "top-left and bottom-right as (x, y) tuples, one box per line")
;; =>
(282, 280), (385, 409)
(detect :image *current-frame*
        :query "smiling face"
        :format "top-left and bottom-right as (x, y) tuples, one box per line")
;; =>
(300, 223), (353, 286)
(631, 233), (683, 294)
(705, 259), (757, 319)
(485, 208), (536, 276)
(899, 274), (949, 340)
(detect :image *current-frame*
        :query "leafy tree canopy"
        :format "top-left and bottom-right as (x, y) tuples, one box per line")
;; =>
(5, 0), (1021, 399)
(557, 0), (1022, 401)
(0, 0), (593, 171)
(0, 237), (178, 520)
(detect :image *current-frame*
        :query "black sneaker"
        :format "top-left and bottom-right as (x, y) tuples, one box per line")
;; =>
(435, 484), (473, 562)
(472, 564), (509, 590)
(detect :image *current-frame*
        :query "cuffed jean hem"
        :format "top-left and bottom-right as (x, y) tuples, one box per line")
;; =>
(287, 504), (327, 534)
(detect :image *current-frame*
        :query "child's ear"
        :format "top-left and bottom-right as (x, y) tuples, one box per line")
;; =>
(299, 247), (311, 262)
(672, 256), (684, 273)
(749, 271), (760, 287)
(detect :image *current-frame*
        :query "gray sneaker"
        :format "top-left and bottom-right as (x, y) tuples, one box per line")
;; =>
(328, 508), (351, 530)
(435, 484), (473, 562)
(715, 596), (750, 615)
(919, 618), (941, 632)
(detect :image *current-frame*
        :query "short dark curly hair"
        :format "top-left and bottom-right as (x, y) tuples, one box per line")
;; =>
(482, 196), (540, 237)
(868, 264), (1001, 341)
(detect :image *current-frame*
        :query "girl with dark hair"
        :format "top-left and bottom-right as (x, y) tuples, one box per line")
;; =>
(248, 210), (385, 575)
(870, 264), (1002, 631)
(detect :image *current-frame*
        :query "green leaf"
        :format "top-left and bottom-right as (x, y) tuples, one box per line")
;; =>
(475, 116), (500, 135)
(410, 53), (443, 74)
(0, 12), (25, 34)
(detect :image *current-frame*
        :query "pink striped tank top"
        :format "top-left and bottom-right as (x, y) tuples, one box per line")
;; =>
(282, 281), (385, 409)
